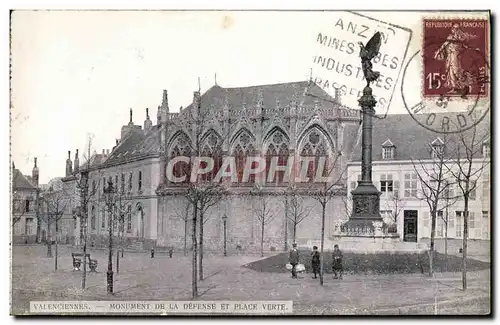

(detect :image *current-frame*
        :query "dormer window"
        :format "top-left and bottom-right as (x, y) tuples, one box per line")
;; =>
(382, 139), (395, 160)
(483, 141), (490, 158)
(431, 138), (444, 159)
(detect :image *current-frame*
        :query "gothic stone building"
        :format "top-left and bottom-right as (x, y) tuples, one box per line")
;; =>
(64, 81), (363, 252)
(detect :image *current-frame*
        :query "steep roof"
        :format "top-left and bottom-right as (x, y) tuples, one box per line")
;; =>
(103, 125), (161, 166)
(182, 80), (339, 114)
(12, 169), (37, 190)
(352, 112), (490, 162)
(78, 153), (109, 171)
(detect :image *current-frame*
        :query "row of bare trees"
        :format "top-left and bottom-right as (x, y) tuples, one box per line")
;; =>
(409, 123), (490, 290)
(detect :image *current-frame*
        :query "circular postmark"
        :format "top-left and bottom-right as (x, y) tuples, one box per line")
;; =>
(401, 35), (490, 134)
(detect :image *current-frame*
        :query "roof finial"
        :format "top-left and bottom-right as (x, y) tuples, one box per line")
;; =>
(34, 157), (37, 168)
(146, 107), (150, 119)
(309, 68), (313, 82)
(215, 72), (217, 86)
(129, 108), (133, 123)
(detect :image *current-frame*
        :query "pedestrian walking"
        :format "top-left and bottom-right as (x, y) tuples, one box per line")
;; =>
(311, 245), (320, 279)
(289, 243), (299, 279)
(332, 244), (343, 279)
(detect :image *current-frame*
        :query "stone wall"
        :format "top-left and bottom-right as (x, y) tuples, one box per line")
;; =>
(156, 192), (346, 253)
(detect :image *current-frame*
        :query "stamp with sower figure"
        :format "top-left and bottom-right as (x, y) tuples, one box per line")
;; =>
(422, 18), (489, 100)
(402, 15), (490, 134)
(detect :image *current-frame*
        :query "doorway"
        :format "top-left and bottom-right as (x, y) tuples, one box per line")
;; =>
(403, 210), (418, 242)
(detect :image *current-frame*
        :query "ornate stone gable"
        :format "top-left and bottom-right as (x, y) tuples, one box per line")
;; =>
(296, 113), (336, 154)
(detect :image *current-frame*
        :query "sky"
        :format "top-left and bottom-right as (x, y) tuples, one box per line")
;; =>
(10, 10), (489, 184)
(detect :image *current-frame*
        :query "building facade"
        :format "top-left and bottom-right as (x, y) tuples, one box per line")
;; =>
(12, 160), (40, 244)
(346, 113), (491, 243)
(62, 81), (365, 252)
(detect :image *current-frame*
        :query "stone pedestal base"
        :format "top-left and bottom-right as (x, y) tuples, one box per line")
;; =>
(343, 181), (384, 233)
(307, 234), (428, 254)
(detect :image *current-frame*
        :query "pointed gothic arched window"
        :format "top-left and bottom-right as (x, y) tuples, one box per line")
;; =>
(232, 130), (256, 184)
(299, 129), (332, 183)
(265, 130), (289, 185)
(168, 132), (192, 184)
(198, 131), (223, 183)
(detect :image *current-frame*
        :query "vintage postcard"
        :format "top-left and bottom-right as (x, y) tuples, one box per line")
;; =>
(10, 10), (491, 316)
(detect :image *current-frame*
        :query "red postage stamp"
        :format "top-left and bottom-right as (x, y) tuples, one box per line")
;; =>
(422, 18), (489, 99)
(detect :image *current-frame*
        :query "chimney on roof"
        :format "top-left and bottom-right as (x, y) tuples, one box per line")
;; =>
(74, 149), (79, 173)
(65, 150), (73, 177)
(107, 149), (110, 155)
(32, 157), (39, 186)
(157, 105), (161, 125)
(121, 108), (137, 140)
(102, 149), (105, 155)
(144, 107), (152, 135)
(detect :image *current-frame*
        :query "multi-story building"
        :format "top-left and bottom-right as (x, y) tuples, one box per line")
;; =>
(346, 113), (491, 243)
(62, 80), (366, 252)
(12, 160), (39, 244)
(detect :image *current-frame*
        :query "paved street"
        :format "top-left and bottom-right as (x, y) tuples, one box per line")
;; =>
(11, 245), (490, 315)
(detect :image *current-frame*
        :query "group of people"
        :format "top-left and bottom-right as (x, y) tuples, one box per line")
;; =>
(288, 243), (343, 279)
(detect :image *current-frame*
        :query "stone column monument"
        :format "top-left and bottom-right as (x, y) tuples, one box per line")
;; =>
(342, 32), (384, 234)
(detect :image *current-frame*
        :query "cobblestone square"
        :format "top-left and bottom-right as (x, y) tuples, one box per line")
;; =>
(11, 245), (490, 315)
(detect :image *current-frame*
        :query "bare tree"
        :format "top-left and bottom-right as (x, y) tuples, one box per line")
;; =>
(410, 135), (458, 277)
(176, 84), (233, 291)
(11, 190), (26, 229)
(447, 122), (490, 290)
(76, 135), (102, 289)
(438, 186), (456, 256)
(173, 202), (192, 256)
(383, 192), (407, 233)
(284, 186), (311, 244)
(310, 151), (347, 286)
(250, 185), (277, 258)
(40, 185), (68, 270)
(184, 183), (227, 295)
(110, 167), (134, 272)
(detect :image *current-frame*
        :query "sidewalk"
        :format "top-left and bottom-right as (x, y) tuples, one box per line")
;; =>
(11, 246), (490, 315)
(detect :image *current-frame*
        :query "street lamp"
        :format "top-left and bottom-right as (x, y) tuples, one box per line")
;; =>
(222, 214), (228, 257)
(103, 180), (115, 294)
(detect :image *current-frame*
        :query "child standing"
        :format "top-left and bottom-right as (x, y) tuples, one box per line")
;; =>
(332, 244), (343, 279)
(311, 246), (320, 279)
(289, 243), (299, 279)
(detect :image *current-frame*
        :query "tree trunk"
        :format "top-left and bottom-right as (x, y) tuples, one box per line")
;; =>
(261, 220), (265, 258)
(47, 219), (53, 258)
(184, 218), (188, 256)
(319, 200), (326, 286)
(55, 218), (59, 271)
(116, 237), (120, 274)
(284, 198), (288, 251)
(81, 214), (88, 289)
(462, 200), (469, 291)
(121, 228), (124, 257)
(199, 211), (204, 281)
(292, 221), (297, 244)
(191, 206), (198, 298)
(444, 223), (448, 256)
(429, 209), (437, 277)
